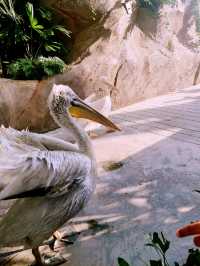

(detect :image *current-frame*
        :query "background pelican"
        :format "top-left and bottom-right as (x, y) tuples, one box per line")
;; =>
(0, 84), (119, 266)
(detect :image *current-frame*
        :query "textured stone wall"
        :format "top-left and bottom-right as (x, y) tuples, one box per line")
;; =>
(0, 0), (200, 131)
(50, 0), (200, 108)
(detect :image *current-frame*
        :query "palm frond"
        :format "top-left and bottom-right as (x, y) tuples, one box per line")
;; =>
(54, 25), (71, 38)
(0, 0), (21, 22)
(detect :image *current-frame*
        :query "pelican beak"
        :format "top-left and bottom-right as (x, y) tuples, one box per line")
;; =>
(69, 98), (120, 131)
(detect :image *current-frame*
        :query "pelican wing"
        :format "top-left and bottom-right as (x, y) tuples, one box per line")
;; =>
(0, 126), (47, 150)
(0, 126), (78, 152)
(0, 133), (91, 200)
(44, 127), (75, 143)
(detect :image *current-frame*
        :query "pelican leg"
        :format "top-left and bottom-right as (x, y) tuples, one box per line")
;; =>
(32, 247), (66, 266)
(51, 231), (73, 250)
(48, 232), (73, 251)
(48, 235), (57, 251)
(60, 238), (74, 245)
(32, 247), (43, 266)
(43, 252), (66, 265)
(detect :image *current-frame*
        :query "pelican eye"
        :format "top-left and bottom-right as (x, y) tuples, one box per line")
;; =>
(71, 98), (80, 107)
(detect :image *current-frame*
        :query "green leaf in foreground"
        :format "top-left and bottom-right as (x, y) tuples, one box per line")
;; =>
(150, 260), (163, 266)
(118, 257), (130, 266)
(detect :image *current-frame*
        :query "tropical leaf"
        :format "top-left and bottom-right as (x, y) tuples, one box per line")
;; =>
(44, 41), (62, 52)
(150, 260), (163, 266)
(0, 32), (6, 38)
(0, 0), (70, 75)
(8, 56), (65, 80)
(118, 257), (130, 266)
(26, 2), (44, 32)
(0, 0), (21, 22)
(26, 2), (34, 21)
(54, 25), (71, 37)
(38, 7), (52, 20)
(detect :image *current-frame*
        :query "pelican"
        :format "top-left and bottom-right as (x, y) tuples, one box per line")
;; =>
(0, 84), (120, 265)
(45, 92), (112, 142)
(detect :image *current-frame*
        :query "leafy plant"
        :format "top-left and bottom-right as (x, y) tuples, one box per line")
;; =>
(117, 232), (200, 266)
(7, 57), (65, 80)
(118, 257), (131, 266)
(0, 0), (70, 77)
(24, 2), (70, 57)
(145, 232), (170, 266)
(183, 249), (200, 266)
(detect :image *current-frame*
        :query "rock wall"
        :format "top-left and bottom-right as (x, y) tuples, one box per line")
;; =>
(0, 0), (200, 130)
(0, 79), (55, 131)
(50, 0), (200, 108)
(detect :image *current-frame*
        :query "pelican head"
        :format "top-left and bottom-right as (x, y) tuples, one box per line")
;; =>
(49, 84), (120, 131)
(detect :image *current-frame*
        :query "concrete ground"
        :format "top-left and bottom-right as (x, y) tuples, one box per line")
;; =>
(4, 84), (200, 265)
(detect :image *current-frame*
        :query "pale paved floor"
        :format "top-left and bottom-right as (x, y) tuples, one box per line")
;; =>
(5, 85), (200, 265)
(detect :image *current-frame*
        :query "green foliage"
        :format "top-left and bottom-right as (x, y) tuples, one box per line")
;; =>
(0, 0), (70, 78)
(117, 232), (200, 266)
(145, 232), (170, 266)
(0, 0), (21, 22)
(183, 249), (200, 266)
(118, 257), (131, 266)
(7, 57), (65, 80)
(138, 0), (176, 13)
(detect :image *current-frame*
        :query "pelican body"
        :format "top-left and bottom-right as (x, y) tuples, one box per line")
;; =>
(0, 85), (119, 265)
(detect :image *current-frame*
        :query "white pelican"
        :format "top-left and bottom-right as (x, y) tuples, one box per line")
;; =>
(0, 84), (119, 265)
(45, 91), (112, 142)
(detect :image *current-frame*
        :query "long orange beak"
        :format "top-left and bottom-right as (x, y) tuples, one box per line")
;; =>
(69, 98), (120, 131)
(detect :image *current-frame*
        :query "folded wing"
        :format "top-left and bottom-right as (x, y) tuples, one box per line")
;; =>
(0, 130), (91, 201)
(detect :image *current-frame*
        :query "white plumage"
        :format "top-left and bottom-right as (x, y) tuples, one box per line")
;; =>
(0, 84), (119, 265)
(45, 92), (112, 142)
